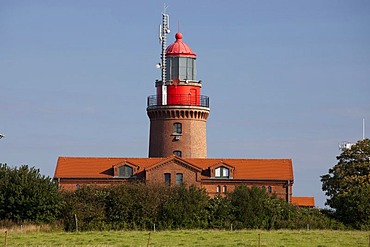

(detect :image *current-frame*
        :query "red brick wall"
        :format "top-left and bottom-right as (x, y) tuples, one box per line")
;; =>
(146, 160), (201, 187)
(57, 179), (129, 191)
(202, 181), (292, 202)
(58, 177), (291, 203)
(147, 106), (209, 158)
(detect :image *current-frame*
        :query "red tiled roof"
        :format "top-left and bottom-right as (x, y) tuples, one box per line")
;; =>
(186, 158), (293, 180)
(54, 156), (293, 181)
(54, 157), (166, 178)
(291, 196), (315, 207)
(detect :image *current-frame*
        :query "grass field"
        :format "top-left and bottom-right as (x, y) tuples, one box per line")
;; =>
(3, 229), (370, 246)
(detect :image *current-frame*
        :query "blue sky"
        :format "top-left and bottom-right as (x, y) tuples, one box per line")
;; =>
(1, 0), (369, 208)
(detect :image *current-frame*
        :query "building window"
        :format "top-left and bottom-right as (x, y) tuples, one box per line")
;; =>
(216, 185), (220, 193)
(164, 173), (171, 185)
(215, 167), (229, 178)
(222, 186), (227, 193)
(118, 165), (133, 178)
(173, 150), (182, 157)
(76, 184), (80, 190)
(268, 186), (272, 193)
(176, 173), (183, 185)
(173, 123), (182, 134)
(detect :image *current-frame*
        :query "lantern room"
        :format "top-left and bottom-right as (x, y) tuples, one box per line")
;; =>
(152, 32), (206, 107)
(165, 32), (197, 82)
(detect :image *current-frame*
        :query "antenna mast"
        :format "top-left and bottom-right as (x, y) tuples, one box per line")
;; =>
(159, 5), (170, 105)
(363, 118), (366, 140)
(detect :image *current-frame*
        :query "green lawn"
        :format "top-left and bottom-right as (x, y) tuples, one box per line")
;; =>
(4, 230), (370, 246)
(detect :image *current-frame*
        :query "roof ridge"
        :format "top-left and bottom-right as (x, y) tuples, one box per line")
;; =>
(58, 156), (166, 159)
(187, 157), (292, 160)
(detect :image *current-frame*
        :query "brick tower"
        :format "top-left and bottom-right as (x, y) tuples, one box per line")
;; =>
(147, 13), (210, 158)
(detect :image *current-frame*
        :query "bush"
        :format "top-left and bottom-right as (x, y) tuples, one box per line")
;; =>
(0, 164), (61, 224)
(59, 183), (345, 231)
(158, 184), (209, 229)
(104, 183), (162, 230)
(206, 194), (233, 229)
(60, 186), (108, 231)
(60, 183), (210, 231)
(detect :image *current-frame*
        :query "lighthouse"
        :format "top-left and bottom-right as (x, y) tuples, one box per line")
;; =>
(147, 12), (210, 158)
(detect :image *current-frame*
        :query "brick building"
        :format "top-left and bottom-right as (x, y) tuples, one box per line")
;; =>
(54, 156), (294, 202)
(53, 15), (314, 207)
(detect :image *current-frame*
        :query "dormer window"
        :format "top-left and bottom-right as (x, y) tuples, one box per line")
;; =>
(118, 165), (133, 178)
(210, 163), (234, 179)
(215, 166), (229, 178)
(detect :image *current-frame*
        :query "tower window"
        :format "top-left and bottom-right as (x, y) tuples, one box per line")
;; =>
(164, 173), (171, 185)
(215, 167), (229, 178)
(176, 173), (183, 185)
(173, 123), (182, 134)
(173, 150), (182, 157)
(222, 186), (227, 193)
(216, 185), (220, 193)
(118, 165), (133, 178)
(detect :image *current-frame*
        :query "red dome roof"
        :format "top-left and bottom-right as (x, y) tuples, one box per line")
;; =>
(166, 32), (196, 57)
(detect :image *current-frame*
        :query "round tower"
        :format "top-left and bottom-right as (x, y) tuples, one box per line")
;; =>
(147, 31), (210, 158)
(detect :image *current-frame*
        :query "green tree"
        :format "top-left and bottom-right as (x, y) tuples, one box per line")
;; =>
(228, 185), (270, 229)
(207, 194), (233, 228)
(159, 184), (209, 229)
(321, 138), (370, 228)
(0, 164), (61, 223)
(61, 186), (108, 231)
(104, 183), (162, 230)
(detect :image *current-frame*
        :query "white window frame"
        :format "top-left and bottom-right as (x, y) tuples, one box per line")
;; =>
(215, 166), (229, 178)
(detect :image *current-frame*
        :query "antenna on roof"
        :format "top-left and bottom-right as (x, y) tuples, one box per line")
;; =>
(158, 4), (170, 105)
(363, 118), (366, 140)
(339, 118), (367, 150)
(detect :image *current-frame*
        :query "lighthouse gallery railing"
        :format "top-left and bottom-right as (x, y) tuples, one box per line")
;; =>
(147, 94), (209, 108)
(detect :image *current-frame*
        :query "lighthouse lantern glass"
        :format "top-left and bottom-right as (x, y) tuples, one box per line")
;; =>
(166, 57), (196, 81)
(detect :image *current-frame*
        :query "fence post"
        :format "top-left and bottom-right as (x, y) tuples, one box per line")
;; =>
(147, 232), (151, 247)
(74, 214), (78, 232)
(4, 231), (7, 247)
(258, 233), (261, 247)
(230, 224), (233, 231)
(153, 224), (156, 232)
